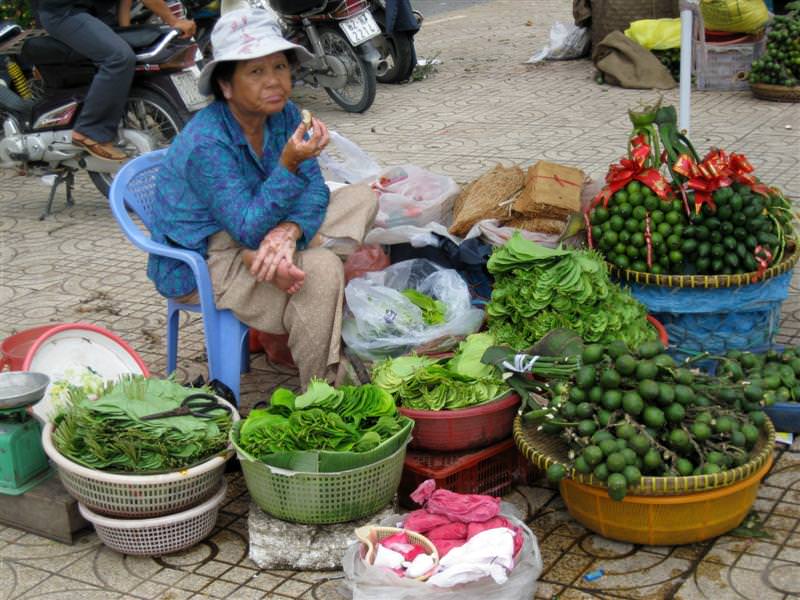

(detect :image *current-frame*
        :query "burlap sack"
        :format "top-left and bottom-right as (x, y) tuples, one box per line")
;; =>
(449, 164), (524, 237)
(513, 161), (585, 221)
(591, 0), (679, 48)
(593, 31), (677, 89)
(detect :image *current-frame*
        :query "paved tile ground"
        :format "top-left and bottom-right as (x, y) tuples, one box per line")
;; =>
(1, 1), (800, 598)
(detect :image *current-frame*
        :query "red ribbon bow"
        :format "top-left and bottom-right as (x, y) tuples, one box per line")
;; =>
(591, 135), (673, 209)
(673, 151), (731, 214)
(724, 151), (772, 197)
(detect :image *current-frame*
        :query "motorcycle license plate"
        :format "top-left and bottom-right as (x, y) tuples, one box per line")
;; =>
(171, 69), (211, 112)
(339, 12), (381, 46)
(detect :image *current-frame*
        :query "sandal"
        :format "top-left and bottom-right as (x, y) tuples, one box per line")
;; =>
(72, 134), (127, 162)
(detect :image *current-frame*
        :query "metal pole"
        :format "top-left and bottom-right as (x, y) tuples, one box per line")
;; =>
(679, 6), (694, 133)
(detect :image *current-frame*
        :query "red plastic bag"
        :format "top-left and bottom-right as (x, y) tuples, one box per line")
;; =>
(343, 244), (390, 283)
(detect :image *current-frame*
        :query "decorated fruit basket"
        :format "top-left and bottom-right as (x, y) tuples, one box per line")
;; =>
(41, 397), (239, 518)
(514, 416), (775, 545)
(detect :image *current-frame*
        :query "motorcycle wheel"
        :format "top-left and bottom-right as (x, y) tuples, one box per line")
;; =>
(317, 26), (377, 113)
(88, 88), (186, 198)
(373, 30), (416, 84)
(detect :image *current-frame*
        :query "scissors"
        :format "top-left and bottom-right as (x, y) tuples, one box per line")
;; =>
(140, 393), (230, 420)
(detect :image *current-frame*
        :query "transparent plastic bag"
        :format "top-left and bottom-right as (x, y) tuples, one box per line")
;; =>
(527, 21), (590, 63)
(373, 165), (460, 229)
(342, 259), (484, 361)
(318, 131), (382, 184)
(342, 511), (542, 600)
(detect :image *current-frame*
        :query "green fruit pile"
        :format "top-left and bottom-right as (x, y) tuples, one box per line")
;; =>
(536, 339), (768, 501)
(589, 181), (794, 276)
(589, 181), (689, 274)
(749, 13), (800, 87)
(718, 347), (800, 406)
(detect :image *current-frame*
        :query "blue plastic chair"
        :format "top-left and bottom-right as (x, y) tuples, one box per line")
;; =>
(109, 149), (249, 404)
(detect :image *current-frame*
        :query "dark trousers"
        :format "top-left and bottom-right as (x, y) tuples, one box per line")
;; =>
(38, 7), (135, 143)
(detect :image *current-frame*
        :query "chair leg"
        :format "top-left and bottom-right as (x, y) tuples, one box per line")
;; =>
(241, 330), (251, 374)
(205, 310), (246, 406)
(166, 305), (180, 375)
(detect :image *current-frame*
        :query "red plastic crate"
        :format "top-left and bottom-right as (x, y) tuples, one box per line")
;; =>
(398, 438), (534, 509)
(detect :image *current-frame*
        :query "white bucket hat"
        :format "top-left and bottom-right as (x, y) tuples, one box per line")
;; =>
(197, 8), (313, 96)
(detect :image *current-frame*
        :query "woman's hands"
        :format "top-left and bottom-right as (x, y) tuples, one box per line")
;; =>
(279, 115), (330, 173)
(247, 222), (306, 294)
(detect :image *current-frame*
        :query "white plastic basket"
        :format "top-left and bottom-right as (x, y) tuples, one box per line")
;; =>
(79, 480), (226, 556)
(42, 397), (239, 518)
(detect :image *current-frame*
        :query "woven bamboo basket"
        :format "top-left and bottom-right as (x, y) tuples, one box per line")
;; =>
(751, 82), (800, 103)
(514, 416), (775, 496)
(606, 242), (798, 289)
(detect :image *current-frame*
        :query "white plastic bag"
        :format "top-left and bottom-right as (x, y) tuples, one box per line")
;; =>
(342, 512), (543, 600)
(318, 130), (382, 184)
(342, 259), (484, 361)
(373, 165), (460, 229)
(364, 221), (461, 249)
(527, 21), (590, 63)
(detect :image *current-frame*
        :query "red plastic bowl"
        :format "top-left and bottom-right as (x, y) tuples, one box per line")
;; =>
(0, 324), (66, 371)
(399, 393), (521, 452)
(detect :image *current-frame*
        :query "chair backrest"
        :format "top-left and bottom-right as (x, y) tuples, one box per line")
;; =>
(109, 149), (170, 251)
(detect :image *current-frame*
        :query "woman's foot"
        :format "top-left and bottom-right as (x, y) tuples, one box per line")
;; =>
(274, 259), (305, 294)
(72, 132), (127, 161)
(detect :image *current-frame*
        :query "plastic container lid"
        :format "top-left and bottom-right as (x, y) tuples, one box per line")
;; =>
(21, 324), (149, 421)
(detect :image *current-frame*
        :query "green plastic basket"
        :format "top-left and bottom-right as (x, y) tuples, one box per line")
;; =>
(231, 425), (410, 524)
(231, 417), (414, 473)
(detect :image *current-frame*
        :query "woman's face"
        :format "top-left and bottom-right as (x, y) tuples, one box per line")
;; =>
(221, 52), (292, 117)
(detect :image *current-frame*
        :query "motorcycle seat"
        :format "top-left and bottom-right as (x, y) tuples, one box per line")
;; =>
(269, 0), (327, 16)
(20, 25), (171, 66)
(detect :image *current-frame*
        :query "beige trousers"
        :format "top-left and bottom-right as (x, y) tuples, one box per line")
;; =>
(205, 183), (377, 386)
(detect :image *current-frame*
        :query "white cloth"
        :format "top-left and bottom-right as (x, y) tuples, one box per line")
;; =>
(426, 528), (515, 588)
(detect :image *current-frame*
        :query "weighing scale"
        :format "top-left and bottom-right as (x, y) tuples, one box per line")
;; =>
(0, 372), (52, 495)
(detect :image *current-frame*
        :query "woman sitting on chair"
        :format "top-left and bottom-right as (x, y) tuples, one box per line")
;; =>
(148, 7), (377, 387)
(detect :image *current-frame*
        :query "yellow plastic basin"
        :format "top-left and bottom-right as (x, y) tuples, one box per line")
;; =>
(560, 454), (773, 546)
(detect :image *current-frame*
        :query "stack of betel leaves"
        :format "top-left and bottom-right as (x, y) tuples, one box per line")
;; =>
(52, 376), (233, 473)
(485, 233), (657, 351)
(586, 102), (796, 276)
(517, 339), (770, 501)
(371, 332), (510, 410)
(237, 380), (411, 460)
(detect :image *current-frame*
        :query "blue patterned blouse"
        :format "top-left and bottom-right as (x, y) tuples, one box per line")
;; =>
(147, 100), (329, 298)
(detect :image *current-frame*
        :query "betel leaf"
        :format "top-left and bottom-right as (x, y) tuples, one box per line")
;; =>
(447, 332), (498, 379)
(401, 288), (446, 325)
(237, 382), (405, 459)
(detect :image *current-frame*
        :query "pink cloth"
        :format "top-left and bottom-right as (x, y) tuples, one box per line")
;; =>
(380, 532), (428, 562)
(426, 522), (468, 541)
(409, 479), (501, 524)
(404, 482), (524, 562)
(403, 510), (452, 534)
(431, 538), (464, 559)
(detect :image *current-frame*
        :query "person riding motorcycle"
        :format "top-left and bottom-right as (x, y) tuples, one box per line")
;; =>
(36, 0), (196, 161)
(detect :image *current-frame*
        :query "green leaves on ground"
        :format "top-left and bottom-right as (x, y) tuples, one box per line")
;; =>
(487, 233), (656, 350)
(237, 380), (405, 459)
(52, 377), (232, 473)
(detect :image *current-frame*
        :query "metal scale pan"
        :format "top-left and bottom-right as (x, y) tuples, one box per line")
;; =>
(0, 372), (50, 410)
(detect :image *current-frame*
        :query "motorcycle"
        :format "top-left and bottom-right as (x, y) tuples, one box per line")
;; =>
(370, 0), (421, 84)
(267, 0), (381, 113)
(0, 21), (206, 215)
